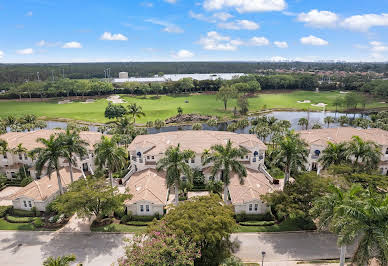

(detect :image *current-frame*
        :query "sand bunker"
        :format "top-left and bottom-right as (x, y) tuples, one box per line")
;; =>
(80, 99), (96, 104)
(58, 100), (72, 104)
(297, 100), (311, 104)
(311, 103), (327, 107)
(339, 91), (350, 94)
(107, 95), (125, 104)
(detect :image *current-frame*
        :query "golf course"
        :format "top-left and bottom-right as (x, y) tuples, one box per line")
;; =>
(0, 91), (386, 124)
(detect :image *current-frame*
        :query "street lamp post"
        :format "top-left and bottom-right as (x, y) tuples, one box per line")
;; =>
(261, 251), (266, 266)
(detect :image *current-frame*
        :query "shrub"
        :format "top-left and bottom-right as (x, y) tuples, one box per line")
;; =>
(11, 208), (35, 217)
(192, 123), (202, 130)
(125, 221), (151, 226)
(115, 207), (126, 219)
(31, 207), (40, 217)
(239, 221), (275, 226)
(132, 215), (159, 222)
(20, 177), (33, 187)
(292, 217), (316, 230)
(0, 206), (12, 218)
(235, 212), (273, 222)
(33, 217), (44, 228)
(6, 215), (33, 223)
(121, 215), (131, 224)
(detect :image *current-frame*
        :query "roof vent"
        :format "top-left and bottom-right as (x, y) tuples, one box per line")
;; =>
(256, 184), (261, 188)
(136, 186), (142, 191)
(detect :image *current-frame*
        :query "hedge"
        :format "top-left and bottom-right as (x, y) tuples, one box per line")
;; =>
(125, 221), (151, 226)
(0, 206), (12, 218)
(239, 221), (276, 226)
(5, 215), (33, 223)
(235, 212), (274, 222)
(11, 209), (35, 217)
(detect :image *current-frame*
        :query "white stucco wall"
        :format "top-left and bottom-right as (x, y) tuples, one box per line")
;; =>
(126, 201), (164, 216)
(233, 200), (269, 214)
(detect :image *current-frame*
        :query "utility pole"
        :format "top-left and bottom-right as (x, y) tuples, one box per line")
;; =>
(37, 72), (40, 81)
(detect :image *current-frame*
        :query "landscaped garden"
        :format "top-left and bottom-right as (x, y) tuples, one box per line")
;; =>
(0, 90), (386, 124)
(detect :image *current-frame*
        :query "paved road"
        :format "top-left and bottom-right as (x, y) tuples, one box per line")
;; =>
(0, 231), (356, 265)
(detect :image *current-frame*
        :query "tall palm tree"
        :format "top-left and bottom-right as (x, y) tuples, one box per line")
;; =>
(0, 139), (8, 155)
(273, 131), (308, 184)
(333, 186), (388, 266)
(202, 140), (248, 203)
(345, 136), (381, 171)
(318, 142), (347, 170)
(2, 115), (17, 127)
(298, 117), (309, 130)
(310, 185), (359, 266)
(157, 144), (194, 206)
(324, 116), (335, 128)
(127, 103), (145, 124)
(31, 135), (66, 195)
(58, 129), (88, 183)
(12, 143), (28, 177)
(43, 254), (76, 266)
(94, 136), (127, 187)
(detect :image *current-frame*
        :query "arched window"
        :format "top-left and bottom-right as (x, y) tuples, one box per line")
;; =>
(253, 151), (259, 157)
(136, 152), (142, 157)
(314, 150), (321, 156)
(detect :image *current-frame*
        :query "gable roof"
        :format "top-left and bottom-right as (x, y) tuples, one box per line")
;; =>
(0, 130), (102, 151)
(125, 169), (168, 205)
(11, 167), (82, 201)
(128, 130), (266, 155)
(228, 169), (281, 204)
(298, 127), (388, 147)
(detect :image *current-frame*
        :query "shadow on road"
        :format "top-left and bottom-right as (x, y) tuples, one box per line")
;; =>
(0, 231), (48, 254)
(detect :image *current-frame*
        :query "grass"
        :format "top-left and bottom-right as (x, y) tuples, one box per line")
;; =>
(5, 215), (34, 223)
(0, 218), (36, 230)
(90, 223), (148, 233)
(235, 219), (306, 233)
(0, 91), (386, 124)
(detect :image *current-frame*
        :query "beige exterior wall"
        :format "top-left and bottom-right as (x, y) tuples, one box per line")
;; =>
(126, 200), (164, 216)
(234, 199), (269, 215)
(12, 197), (48, 212)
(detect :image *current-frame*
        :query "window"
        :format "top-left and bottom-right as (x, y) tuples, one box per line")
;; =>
(3, 153), (7, 159)
(254, 204), (258, 211)
(386, 148), (388, 155)
(19, 153), (22, 160)
(23, 201), (27, 207)
(28, 201), (32, 208)
(249, 204), (252, 211)
(140, 205), (144, 212)
(245, 156), (248, 159)
(151, 156), (154, 160)
(185, 160), (189, 163)
(24, 154), (28, 160)
(191, 158), (195, 163)
(146, 205), (150, 212)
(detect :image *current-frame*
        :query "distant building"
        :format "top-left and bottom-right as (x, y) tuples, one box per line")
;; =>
(113, 73), (245, 83)
(118, 72), (129, 79)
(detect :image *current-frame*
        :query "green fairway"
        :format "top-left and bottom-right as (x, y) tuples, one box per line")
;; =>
(0, 91), (386, 124)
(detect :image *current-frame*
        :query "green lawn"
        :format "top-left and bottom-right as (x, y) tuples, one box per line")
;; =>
(0, 91), (386, 124)
(0, 218), (36, 230)
(91, 223), (147, 233)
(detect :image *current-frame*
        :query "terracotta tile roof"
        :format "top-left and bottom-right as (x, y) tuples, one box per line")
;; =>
(0, 130), (102, 151)
(228, 169), (280, 204)
(10, 167), (83, 201)
(125, 169), (168, 205)
(298, 127), (388, 147)
(128, 130), (266, 155)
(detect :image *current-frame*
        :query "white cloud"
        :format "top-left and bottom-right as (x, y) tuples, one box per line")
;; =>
(270, 56), (287, 62)
(189, 11), (215, 23)
(145, 19), (184, 33)
(218, 19), (259, 30)
(36, 40), (61, 47)
(36, 40), (46, 47)
(0, 51), (3, 59)
(213, 12), (233, 21)
(174, 49), (194, 58)
(141, 2), (154, 7)
(203, 0), (287, 13)
(300, 35), (328, 46)
(26, 11), (33, 16)
(341, 13), (388, 31)
(164, 0), (176, 3)
(62, 42), (82, 48)
(100, 32), (128, 41)
(199, 31), (241, 51)
(274, 41), (288, 48)
(17, 48), (34, 55)
(370, 41), (388, 53)
(249, 37), (269, 46)
(297, 9), (338, 28)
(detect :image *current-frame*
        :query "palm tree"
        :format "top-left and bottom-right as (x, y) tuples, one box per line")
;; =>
(157, 144), (194, 206)
(2, 115), (17, 127)
(58, 129), (88, 183)
(332, 97), (343, 117)
(202, 140), (248, 203)
(31, 135), (66, 195)
(310, 185), (357, 266)
(0, 139), (8, 155)
(298, 117), (309, 130)
(127, 103), (145, 123)
(338, 116), (349, 127)
(94, 136), (127, 187)
(43, 254), (76, 266)
(318, 142), (347, 170)
(345, 136), (381, 171)
(273, 131), (308, 184)
(334, 188), (388, 266)
(12, 143), (28, 177)
(324, 116), (335, 128)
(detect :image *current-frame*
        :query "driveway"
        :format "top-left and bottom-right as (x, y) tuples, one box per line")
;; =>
(0, 231), (356, 265)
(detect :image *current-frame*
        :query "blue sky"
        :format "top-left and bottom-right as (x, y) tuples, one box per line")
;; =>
(1, 0), (388, 63)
